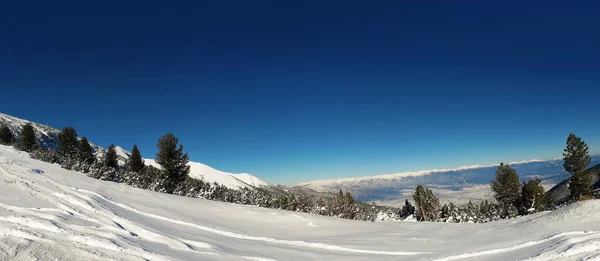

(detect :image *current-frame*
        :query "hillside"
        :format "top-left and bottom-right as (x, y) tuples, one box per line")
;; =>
(0, 112), (269, 190)
(546, 163), (600, 204)
(145, 159), (270, 189)
(2, 144), (600, 260)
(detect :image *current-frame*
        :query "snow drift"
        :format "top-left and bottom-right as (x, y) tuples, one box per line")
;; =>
(1, 144), (600, 260)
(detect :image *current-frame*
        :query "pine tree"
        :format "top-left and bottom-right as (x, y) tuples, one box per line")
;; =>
(520, 178), (545, 214)
(400, 199), (415, 219)
(440, 203), (450, 221)
(128, 144), (145, 173)
(155, 133), (190, 194)
(563, 133), (592, 200)
(58, 126), (79, 158)
(104, 144), (119, 168)
(78, 136), (95, 165)
(490, 163), (521, 211)
(18, 123), (37, 152)
(413, 185), (440, 221)
(0, 125), (14, 145)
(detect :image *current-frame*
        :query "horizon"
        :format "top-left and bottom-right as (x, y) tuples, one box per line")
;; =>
(1, 1), (600, 184)
(1, 110), (597, 186)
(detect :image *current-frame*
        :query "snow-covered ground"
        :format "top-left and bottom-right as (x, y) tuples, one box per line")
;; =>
(1, 144), (600, 261)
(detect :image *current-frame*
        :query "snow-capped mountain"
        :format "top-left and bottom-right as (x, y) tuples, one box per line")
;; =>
(0, 112), (106, 154)
(145, 159), (270, 189)
(0, 112), (269, 190)
(295, 157), (600, 204)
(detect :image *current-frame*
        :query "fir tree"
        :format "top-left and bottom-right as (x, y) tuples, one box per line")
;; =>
(128, 144), (145, 173)
(18, 123), (37, 152)
(563, 133), (592, 200)
(520, 178), (545, 214)
(440, 203), (450, 221)
(104, 144), (119, 169)
(155, 133), (190, 194)
(413, 185), (440, 221)
(490, 163), (521, 211)
(78, 136), (95, 165)
(400, 199), (415, 219)
(58, 126), (79, 158)
(0, 125), (14, 145)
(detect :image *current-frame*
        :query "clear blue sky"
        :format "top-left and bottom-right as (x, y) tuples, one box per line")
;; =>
(1, 1), (599, 184)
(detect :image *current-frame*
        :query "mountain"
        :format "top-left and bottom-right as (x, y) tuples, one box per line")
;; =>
(546, 163), (600, 204)
(0, 112), (269, 190)
(145, 159), (270, 189)
(296, 157), (600, 204)
(0, 112), (105, 153)
(2, 144), (600, 260)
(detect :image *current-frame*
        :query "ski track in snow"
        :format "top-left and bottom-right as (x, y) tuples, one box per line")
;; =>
(74, 188), (428, 256)
(431, 231), (600, 261)
(0, 152), (426, 260)
(2, 146), (600, 260)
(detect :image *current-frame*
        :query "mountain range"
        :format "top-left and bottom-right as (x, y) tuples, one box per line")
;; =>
(295, 157), (600, 204)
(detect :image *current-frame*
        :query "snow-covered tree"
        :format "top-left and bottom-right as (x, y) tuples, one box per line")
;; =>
(400, 199), (415, 219)
(520, 178), (545, 214)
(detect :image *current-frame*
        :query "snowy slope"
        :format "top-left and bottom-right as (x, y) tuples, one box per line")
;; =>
(145, 159), (270, 189)
(0, 112), (269, 190)
(2, 144), (600, 261)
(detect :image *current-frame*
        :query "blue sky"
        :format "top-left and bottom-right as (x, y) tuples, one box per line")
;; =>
(1, 1), (599, 184)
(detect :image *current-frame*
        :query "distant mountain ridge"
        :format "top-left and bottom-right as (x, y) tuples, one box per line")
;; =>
(295, 157), (600, 204)
(0, 112), (269, 190)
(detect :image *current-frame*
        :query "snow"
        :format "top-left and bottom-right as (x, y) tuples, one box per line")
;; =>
(2, 144), (600, 260)
(114, 146), (131, 159)
(145, 159), (270, 189)
(0, 112), (269, 190)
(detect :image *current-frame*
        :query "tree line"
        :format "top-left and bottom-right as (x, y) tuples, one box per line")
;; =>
(1, 123), (595, 223)
(0, 123), (386, 221)
(409, 133), (596, 222)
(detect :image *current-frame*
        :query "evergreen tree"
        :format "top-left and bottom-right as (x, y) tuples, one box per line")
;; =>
(128, 144), (145, 173)
(18, 123), (37, 152)
(400, 199), (415, 219)
(58, 126), (79, 158)
(155, 133), (190, 194)
(520, 178), (545, 214)
(0, 125), (14, 145)
(563, 133), (592, 200)
(104, 144), (119, 168)
(440, 203), (450, 221)
(490, 163), (521, 211)
(413, 185), (440, 221)
(78, 136), (95, 165)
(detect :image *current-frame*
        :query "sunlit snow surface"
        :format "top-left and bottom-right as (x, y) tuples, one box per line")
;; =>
(1, 144), (600, 260)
